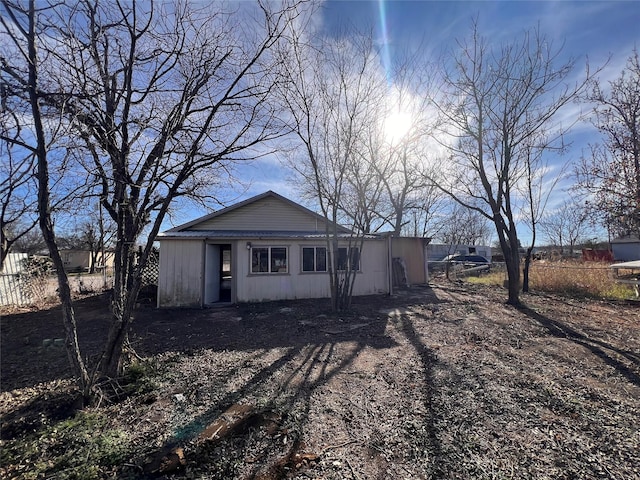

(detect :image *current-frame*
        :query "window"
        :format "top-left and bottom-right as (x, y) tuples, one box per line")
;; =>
(251, 247), (288, 274)
(336, 247), (360, 271)
(302, 247), (327, 272)
(222, 249), (231, 272)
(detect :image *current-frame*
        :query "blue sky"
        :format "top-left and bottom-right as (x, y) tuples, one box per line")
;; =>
(167, 0), (639, 240)
(319, 1), (637, 66)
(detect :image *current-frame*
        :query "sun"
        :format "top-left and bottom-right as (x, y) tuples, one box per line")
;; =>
(383, 109), (413, 144)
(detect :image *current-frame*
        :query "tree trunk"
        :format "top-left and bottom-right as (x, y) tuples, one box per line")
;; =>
(47, 243), (93, 402)
(36, 146), (92, 400)
(89, 249), (98, 274)
(522, 224), (537, 294)
(522, 247), (533, 293)
(0, 229), (8, 272)
(495, 217), (521, 305)
(99, 233), (140, 378)
(99, 288), (138, 377)
(26, 0), (91, 402)
(505, 251), (521, 305)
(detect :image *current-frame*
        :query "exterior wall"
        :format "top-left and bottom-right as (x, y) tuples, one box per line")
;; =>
(60, 250), (115, 272)
(98, 251), (115, 269)
(612, 242), (640, 261)
(159, 237), (391, 307)
(391, 237), (428, 284)
(233, 238), (389, 303)
(158, 239), (204, 307)
(62, 250), (90, 271)
(192, 197), (327, 232)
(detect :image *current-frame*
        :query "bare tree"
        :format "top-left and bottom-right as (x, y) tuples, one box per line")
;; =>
(2, 0), (303, 391)
(437, 202), (492, 246)
(279, 20), (386, 310)
(11, 226), (46, 254)
(521, 147), (564, 293)
(68, 0), (300, 378)
(365, 61), (441, 236)
(61, 201), (116, 274)
(575, 49), (640, 238)
(0, 145), (38, 268)
(0, 6), (40, 269)
(371, 141), (433, 235)
(1, 0), (92, 400)
(540, 198), (592, 254)
(67, 213), (115, 274)
(402, 181), (448, 238)
(429, 23), (590, 304)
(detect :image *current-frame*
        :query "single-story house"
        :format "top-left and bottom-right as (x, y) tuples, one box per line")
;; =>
(157, 191), (429, 307)
(60, 249), (114, 273)
(611, 236), (640, 262)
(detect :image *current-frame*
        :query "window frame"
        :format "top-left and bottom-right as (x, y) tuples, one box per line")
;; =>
(336, 246), (361, 272)
(301, 246), (328, 273)
(250, 246), (289, 274)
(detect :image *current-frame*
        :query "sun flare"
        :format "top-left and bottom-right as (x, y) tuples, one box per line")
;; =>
(383, 110), (413, 144)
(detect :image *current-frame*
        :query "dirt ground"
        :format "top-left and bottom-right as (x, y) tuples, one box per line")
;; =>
(1, 281), (639, 479)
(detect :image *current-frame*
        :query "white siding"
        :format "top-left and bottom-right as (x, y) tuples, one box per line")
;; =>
(191, 197), (327, 232)
(158, 240), (204, 307)
(391, 237), (428, 284)
(235, 238), (389, 302)
(351, 239), (389, 295)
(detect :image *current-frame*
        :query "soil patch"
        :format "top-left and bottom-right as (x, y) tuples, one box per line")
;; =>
(1, 282), (639, 479)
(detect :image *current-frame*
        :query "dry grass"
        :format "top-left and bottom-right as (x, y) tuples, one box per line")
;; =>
(468, 261), (637, 300)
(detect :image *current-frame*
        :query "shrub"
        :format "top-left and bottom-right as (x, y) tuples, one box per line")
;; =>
(17, 256), (56, 305)
(1, 410), (130, 480)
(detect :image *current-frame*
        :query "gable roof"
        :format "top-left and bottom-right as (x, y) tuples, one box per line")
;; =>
(611, 236), (640, 244)
(162, 190), (352, 236)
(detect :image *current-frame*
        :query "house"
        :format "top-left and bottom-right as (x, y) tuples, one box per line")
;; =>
(157, 191), (429, 307)
(60, 249), (114, 273)
(611, 236), (640, 262)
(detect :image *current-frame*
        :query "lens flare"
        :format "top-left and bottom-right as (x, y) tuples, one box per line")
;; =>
(377, 0), (392, 85)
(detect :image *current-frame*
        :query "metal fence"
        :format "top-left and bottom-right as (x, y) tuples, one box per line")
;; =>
(0, 253), (31, 306)
(0, 249), (159, 308)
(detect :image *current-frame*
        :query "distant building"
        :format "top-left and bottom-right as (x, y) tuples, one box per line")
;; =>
(428, 244), (492, 262)
(611, 236), (640, 262)
(60, 249), (114, 273)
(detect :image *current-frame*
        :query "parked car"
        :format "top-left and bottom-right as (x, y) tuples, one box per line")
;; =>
(441, 254), (491, 270)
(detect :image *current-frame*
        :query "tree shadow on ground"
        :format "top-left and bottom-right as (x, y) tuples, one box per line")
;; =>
(396, 312), (444, 478)
(160, 339), (370, 479)
(518, 305), (640, 387)
(1, 291), (410, 392)
(129, 287), (443, 478)
(2, 286), (451, 479)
